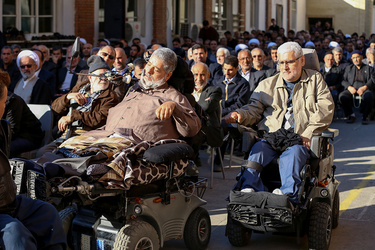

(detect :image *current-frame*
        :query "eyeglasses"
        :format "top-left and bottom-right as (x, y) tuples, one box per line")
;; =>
(277, 56), (302, 67)
(20, 64), (33, 69)
(100, 52), (114, 60)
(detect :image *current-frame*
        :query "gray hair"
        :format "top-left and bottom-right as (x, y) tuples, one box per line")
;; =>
(277, 42), (303, 58)
(332, 47), (343, 54)
(251, 48), (265, 56)
(366, 47), (375, 55)
(152, 47), (177, 73)
(217, 47), (230, 57)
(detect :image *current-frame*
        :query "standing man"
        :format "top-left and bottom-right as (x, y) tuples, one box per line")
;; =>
(198, 20), (220, 42)
(224, 42), (334, 204)
(339, 50), (374, 124)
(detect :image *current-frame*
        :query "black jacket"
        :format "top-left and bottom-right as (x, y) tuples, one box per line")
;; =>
(320, 65), (343, 91)
(214, 72), (251, 116)
(197, 84), (224, 147)
(341, 64), (375, 90)
(3, 92), (44, 145)
(9, 77), (52, 105)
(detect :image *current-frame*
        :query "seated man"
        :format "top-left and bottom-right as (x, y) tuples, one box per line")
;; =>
(224, 42), (334, 204)
(191, 62), (223, 165)
(0, 79), (66, 249)
(1, 70), (44, 158)
(319, 52), (343, 105)
(52, 55), (119, 138)
(339, 50), (375, 124)
(10, 50), (51, 104)
(83, 47), (201, 143)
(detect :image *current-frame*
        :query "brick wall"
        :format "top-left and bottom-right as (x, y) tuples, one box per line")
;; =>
(239, 0), (246, 32)
(153, 0), (167, 44)
(75, 0), (95, 44)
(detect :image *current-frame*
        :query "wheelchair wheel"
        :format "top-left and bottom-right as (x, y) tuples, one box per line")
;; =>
(308, 202), (332, 250)
(226, 216), (252, 247)
(332, 189), (340, 229)
(113, 220), (159, 250)
(59, 206), (77, 250)
(183, 207), (211, 250)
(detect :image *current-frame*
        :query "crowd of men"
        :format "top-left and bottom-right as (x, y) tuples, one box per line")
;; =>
(0, 18), (373, 248)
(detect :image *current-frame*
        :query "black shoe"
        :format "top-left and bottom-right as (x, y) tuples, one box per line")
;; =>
(213, 164), (222, 172)
(362, 117), (369, 125)
(346, 116), (356, 123)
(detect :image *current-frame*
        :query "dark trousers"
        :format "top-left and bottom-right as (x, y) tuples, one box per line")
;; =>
(0, 195), (66, 249)
(339, 89), (373, 119)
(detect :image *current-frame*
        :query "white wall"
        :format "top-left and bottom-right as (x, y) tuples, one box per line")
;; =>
(58, 0), (75, 36)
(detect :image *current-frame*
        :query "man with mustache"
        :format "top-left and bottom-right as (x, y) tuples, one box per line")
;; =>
(224, 42), (334, 204)
(9, 50), (51, 104)
(83, 48), (201, 143)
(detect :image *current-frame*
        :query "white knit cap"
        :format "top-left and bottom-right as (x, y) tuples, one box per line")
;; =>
(235, 43), (248, 52)
(16, 50), (40, 69)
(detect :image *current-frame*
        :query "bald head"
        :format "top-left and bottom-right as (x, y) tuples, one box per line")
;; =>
(114, 47), (127, 71)
(191, 62), (210, 90)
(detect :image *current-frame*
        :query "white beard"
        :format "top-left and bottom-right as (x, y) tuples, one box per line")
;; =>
(140, 71), (166, 89)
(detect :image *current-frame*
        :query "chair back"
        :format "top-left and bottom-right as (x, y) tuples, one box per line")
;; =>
(302, 48), (320, 71)
(27, 104), (53, 145)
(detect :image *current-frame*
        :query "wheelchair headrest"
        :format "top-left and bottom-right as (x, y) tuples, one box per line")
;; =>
(302, 48), (320, 71)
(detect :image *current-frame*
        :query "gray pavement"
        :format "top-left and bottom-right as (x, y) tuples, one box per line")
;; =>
(162, 116), (375, 249)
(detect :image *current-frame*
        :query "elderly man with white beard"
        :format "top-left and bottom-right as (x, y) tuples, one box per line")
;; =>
(83, 48), (201, 143)
(9, 50), (51, 104)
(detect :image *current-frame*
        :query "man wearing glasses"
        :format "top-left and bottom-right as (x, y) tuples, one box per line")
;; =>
(10, 50), (51, 104)
(224, 42), (334, 204)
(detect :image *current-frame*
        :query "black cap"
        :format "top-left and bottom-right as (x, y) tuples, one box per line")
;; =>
(87, 55), (111, 73)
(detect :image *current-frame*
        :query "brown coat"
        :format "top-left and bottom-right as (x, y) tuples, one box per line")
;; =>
(51, 80), (119, 130)
(84, 83), (201, 142)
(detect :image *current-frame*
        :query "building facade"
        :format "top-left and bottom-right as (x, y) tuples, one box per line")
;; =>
(1, 0), (374, 47)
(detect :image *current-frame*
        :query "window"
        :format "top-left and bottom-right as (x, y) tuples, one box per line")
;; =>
(172, 0), (189, 36)
(2, 0), (54, 35)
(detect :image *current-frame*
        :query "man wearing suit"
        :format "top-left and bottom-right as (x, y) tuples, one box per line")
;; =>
(213, 55), (251, 170)
(191, 62), (223, 166)
(192, 62), (223, 146)
(57, 45), (83, 98)
(237, 49), (267, 93)
(251, 48), (276, 78)
(32, 48), (57, 98)
(320, 52), (343, 105)
(339, 50), (375, 124)
(188, 43), (212, 70)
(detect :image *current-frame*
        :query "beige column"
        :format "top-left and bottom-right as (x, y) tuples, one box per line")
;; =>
(296, 0), (306, 31)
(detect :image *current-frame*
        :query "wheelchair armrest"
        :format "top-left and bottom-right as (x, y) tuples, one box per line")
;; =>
(310, 128), (339, 159)
(143, 143), (194, 164)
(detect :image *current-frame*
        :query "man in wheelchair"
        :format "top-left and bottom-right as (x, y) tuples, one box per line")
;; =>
(224, 42), (334, 204)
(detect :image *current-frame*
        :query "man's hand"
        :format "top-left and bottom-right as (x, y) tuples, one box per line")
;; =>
(301, 136), (311, 150)
(58, 116), (72, 132)
(224, 112), (242, 124)
(156, 101), (176, 120)
(66, 93), (87, 105)
(347, 86), (357, 95)
(357, 85), (368, 96)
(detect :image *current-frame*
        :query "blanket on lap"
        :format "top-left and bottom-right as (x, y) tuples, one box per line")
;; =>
(57, 136), (189, 189)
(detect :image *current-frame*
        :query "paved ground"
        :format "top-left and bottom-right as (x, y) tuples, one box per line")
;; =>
(162, 116), (375, 249)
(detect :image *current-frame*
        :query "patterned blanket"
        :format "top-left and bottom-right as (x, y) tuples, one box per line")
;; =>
(58, 136), (189, 189)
